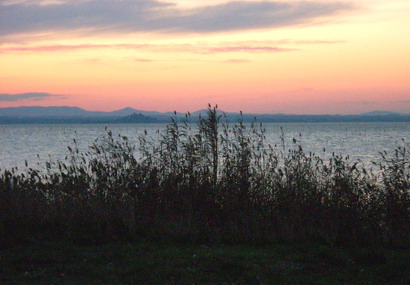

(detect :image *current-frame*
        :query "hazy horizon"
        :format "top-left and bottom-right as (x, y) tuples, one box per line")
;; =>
(0, 104), (407, 116)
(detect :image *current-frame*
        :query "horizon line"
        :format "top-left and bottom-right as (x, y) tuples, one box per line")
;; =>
(0, 105), (406, 116)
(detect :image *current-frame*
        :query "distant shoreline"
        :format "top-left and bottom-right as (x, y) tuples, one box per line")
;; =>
(2, 114), (410, 124)
(1, 106), (410, 124)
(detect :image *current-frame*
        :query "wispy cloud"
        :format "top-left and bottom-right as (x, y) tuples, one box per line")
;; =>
(270, 40), (346, 45)
(134, 58), (154, 62)
(207, 46), (294, 53)
(0, 0), (355, 38)
(0, 44), (151, 53)
(0, 92), (67, 102)
(223, 59), (251, 63)
(0, 41), (302, 54)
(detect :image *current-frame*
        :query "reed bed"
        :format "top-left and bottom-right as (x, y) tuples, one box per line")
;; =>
(1, 105), (409, 247)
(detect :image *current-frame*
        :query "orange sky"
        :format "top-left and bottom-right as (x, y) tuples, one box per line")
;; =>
(0, 0), (409, 114)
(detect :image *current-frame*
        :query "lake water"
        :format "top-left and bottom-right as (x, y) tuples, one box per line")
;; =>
(1, 122), (409, 171)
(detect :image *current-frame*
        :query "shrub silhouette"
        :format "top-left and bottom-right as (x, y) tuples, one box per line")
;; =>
(0, 105), (409, 247)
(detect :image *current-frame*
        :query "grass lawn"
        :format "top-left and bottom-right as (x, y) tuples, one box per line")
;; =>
(1, 241), (409, 284)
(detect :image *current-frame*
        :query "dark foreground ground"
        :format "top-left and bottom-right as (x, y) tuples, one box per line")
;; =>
(1, 241), (409, 284)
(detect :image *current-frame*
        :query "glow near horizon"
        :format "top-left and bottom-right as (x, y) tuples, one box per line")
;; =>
(0, 0), (409, 114)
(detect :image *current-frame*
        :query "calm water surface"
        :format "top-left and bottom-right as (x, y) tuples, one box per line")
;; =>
(1, 122), (409, 170)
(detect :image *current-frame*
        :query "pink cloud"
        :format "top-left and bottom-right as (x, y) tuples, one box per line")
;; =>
(0, 42), (296, 54)
(208, 46), (295, 53)
(223, 59), (251, 63)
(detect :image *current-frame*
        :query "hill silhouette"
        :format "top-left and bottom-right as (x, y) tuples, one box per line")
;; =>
(0, 106), (409, 124)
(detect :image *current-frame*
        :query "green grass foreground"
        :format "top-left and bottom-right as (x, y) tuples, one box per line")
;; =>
(1, 241), (409, 284)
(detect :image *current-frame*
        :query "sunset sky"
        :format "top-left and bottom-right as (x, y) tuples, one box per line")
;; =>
(0, 0), (409, 114)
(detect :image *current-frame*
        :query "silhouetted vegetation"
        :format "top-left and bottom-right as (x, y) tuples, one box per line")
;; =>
(0, 105), (409, 247)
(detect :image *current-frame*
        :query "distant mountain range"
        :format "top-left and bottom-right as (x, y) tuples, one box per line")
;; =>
(0, 106), (409, 124)
(0, 106), (164, 118)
